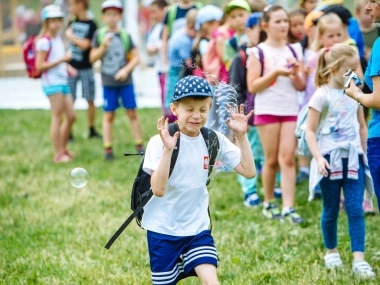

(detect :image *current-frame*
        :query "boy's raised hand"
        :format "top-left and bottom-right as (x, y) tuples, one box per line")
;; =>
(157, 117), (179, 151)
(226, 104), (253, 136)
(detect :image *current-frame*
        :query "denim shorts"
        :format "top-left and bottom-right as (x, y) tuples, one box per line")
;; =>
(42, 85), (71, 96)
(102, 84), (136, 112)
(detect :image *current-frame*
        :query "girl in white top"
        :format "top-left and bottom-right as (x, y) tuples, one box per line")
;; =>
(35, 5), (76, 163)
(246, 5), (306, 223)
(306, 43), (375, 277)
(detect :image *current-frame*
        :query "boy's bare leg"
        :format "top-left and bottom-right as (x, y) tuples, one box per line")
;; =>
(103, 112), (115, 146)
(125, 109), (143, 143)
(88, 100), (96, 128)
(194, 264), (219, 285)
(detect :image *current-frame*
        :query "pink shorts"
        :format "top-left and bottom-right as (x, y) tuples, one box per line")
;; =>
(254, 114), (298, 125)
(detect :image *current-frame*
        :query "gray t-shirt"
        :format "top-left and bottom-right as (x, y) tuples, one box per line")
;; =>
(91, 30), (135, 86)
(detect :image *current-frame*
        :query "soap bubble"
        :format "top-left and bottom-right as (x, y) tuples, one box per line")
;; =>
(70, 168), (89, 188)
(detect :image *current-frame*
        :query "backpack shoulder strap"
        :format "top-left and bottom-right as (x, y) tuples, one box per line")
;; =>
(200, 127), (220, 186)
(120, 29), (130, 52)
(168, 123), (180, 176)
(167, 4), (178, 36)
(257, 46), (265, 76)
(97, 26), (108, 45)
(286, 43), (298, 60)
(239, 49), (247, 68)
(317, 85), (331, 131)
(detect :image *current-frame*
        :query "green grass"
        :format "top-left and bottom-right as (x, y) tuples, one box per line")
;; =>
(1, 108), (379, 285)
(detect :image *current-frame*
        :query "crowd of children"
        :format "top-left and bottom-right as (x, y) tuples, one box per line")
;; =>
(34, 0), (380, 282)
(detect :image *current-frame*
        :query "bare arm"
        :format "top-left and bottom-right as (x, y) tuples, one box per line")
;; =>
(161, 25), (169, 67)
(345, 76), (380, 109)
(306, 107), (330, 177)
(150, 149), (173, 197)
(246, 54), (280, 94)
(124, 48), (140, 73)
(290, 61), (306, 92)
(90, 44), (107, 64)
(357, 106), (368, 153)
(150, 117), (179, 197)
(215, 35), (225, 61)
(35, 50), (70, 72)
(227, 105), (256, 178)
(67, 34), (91, 50)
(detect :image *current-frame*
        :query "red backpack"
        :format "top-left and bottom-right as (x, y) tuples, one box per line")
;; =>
(23, 35), (51, 79)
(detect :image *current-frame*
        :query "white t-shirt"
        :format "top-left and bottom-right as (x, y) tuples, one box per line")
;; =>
(308, 86), (362, 155)
(247, 42), (303, 116)
(142, 131), (241, 236)
(36, 36), (68, 86)
(146, 23), (164, 72)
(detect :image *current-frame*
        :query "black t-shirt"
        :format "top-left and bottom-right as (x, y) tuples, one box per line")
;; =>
(68, 19), (97, 69)
(163, 5), (197, 36)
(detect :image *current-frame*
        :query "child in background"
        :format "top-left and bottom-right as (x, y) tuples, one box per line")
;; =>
(67, 0), (101, 140)
(161, 0), (202, 72)
(299, 0), (317, 15)
(203, 0), (250, 134)
(306, 43), (375, 278)
(229, 12), (263, 206)
(35, 5), (76, 163)
(143, 76), (256, 284)
(223, 1), (250, 68)
(90, 0), (143, 160)
(163, 9), (198, 121)
(288, 8), (306, 44)
(146, 0), (168, 114)
(247, 5), (306, 223)
(355, 0), (380, 61)
(192, 5), (223, 77)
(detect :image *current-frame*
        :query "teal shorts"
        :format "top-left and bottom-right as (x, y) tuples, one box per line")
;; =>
(42, 85), (71, 96)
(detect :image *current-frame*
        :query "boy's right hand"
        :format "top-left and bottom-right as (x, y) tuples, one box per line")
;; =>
(102, 34), (113, 48)
(158, 117), (179, 151)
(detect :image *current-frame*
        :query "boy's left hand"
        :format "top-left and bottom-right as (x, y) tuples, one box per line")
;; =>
(114, 68), (129, 81)
(226, 104), (253, 136)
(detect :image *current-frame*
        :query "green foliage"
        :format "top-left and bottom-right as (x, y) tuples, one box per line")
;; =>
(0, 108), (379, 284)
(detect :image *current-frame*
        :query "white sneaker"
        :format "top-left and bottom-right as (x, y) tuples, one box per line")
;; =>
(352, 261), (375, 278)
(324, 252), (343, 269)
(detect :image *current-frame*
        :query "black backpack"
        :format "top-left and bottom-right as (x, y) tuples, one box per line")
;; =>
(105, 123), (220, 249)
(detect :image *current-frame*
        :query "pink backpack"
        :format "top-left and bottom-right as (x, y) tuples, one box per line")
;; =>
(23, 35), (51, 79)
(202, 27), (232, 85)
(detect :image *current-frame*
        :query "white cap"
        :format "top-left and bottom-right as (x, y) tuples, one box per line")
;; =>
(195, 5), (223, 31)
(40, 4), (64, 21)
(101, 0), (123, 12)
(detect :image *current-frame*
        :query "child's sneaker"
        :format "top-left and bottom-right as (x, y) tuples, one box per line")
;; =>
(296, 170), (309, 184)
(262, 201), (282, 220)
(282, 208), (304, 224)
(89, 129), (102, 139)
(363, 198), (376, 216)
(244, 193), (262, 207)
(352, 261), (375, 278)
(105, 148), (114, 161)
(324, 252), (343, 269)
(274, 187), (282, 198)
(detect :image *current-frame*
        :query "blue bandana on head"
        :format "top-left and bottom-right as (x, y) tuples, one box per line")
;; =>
(172, 76), (213, 102)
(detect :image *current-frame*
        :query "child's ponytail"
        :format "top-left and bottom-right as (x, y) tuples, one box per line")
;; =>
(315, 48), (330, 87)
(315, 43), (358, 87)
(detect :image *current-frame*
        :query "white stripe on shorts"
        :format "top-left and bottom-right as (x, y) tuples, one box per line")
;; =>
(152, 262), (184, 285)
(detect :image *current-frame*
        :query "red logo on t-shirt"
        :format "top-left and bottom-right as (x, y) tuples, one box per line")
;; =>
(204, 156), (209, 169)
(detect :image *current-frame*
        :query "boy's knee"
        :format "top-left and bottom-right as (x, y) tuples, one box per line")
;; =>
(68, 113), (76, 124)
(103, 113), (114, 123)
(126, 109), (138, 120)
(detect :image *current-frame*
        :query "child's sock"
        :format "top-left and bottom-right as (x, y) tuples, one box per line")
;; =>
(299, 166), (310, 175)
(90, 126), (96, 134)
(282, 207), (292, 215)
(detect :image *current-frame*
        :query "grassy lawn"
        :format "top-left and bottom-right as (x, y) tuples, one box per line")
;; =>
(1, 108), (379, 285)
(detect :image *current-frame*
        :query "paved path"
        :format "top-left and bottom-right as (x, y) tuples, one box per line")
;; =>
(0, 67), (161, 110)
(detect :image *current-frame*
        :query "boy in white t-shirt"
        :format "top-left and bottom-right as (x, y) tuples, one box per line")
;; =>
(143, 75), (256, 284)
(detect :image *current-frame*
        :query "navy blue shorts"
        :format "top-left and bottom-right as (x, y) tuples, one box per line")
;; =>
(102, 84), (137, 112)
(147, 230), (218, 285)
